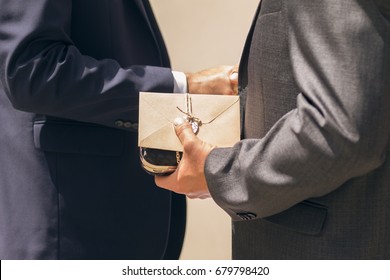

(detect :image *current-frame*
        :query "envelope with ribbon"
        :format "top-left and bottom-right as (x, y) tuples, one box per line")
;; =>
(138, 92), (241, 152)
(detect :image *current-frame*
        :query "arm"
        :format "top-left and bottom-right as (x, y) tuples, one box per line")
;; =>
(156, 0), (390, 220)
(0, 0), (174, 129)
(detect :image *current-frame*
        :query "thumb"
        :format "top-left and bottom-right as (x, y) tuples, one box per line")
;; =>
(229, 65), (239, 95)
(229, 72), (238, 86)
(173, 117), (197, 146)
(230, 64), (239, 80)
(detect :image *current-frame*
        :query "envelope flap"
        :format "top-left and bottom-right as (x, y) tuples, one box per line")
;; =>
(140, 92), (184, 122)
(181, 94), (239, 125)
(141, 92), (239, 123)
(139, 92), (240, 152)
(139, 122), (183, 152)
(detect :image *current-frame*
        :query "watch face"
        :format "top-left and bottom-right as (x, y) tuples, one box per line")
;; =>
(139, 147), (182, 176)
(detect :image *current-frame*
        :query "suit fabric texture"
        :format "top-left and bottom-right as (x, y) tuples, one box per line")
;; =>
(0, 0), (186, 259)
(206, 0), (390, 259)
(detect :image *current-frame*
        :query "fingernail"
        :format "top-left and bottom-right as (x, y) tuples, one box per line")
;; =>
(229, 72), (238, 81)
(174, 117), (185, 126)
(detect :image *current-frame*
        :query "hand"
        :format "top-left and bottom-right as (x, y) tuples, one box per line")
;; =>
(186, 65), (238, 95)
(154, 118), (215, 199)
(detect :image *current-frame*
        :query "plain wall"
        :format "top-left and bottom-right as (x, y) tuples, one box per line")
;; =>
(149, 0), (260, 260)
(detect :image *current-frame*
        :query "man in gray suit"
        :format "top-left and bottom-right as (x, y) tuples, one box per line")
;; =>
(156, 0), (390, 259)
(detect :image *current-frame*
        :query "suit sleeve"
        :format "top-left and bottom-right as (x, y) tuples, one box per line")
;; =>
(205, 0), (390, 220)
(0, 0), (174, 129)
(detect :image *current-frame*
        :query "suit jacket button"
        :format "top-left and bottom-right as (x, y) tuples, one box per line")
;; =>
(236, 212), (257, 220)
(115, 120), (124, 127)
(124, 121), (134, 128)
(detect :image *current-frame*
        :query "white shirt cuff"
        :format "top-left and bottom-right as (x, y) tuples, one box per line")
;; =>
(172, 71), (188, 93)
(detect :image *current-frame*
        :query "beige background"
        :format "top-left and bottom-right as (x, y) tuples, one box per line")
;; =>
(149, 0), (260, 260)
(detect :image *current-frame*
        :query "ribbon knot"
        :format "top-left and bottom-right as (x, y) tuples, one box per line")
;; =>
(176, 93), (202, 134)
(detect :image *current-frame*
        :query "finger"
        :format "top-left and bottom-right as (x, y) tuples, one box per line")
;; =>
(173, 117), (197, 146)
(229, 72), (238, 85)
(231, 64), (239, 80)
(197, 193), (211, 199)
(229, 66), (239, 95)
(187, 193), (211, 199)
(154, 170), (178, 191)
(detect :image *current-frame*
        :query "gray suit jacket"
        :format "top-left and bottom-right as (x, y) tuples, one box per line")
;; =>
(206, 0), (390, 259)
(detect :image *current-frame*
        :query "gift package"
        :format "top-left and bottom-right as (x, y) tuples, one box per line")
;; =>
(138, 92), (240, 175)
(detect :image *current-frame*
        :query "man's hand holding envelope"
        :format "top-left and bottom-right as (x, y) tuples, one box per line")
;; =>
(139, 65), (240, 196)
(155, 117), (216, 199)
(139, 92), (240, 152)
(186, 65), (239, 95)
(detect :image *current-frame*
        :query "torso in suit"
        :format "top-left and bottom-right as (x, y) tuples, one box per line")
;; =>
(205, 0), (390, 259)
(0, 0), (186, 259)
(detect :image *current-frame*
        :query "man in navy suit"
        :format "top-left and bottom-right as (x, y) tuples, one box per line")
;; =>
(0, 0), (236, 259)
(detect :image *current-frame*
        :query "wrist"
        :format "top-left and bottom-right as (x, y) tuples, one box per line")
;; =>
(185, 72), (193, 93)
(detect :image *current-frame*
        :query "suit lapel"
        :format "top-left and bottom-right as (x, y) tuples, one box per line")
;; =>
(133, 0), (151, 26)
(239, 2), (262, 88)
(238, 2), (262, 138)
(133, 0), (157, 43)
(133, 0), (169, 66)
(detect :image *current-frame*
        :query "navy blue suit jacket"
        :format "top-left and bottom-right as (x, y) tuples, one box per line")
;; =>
(0, 0), (186, 259)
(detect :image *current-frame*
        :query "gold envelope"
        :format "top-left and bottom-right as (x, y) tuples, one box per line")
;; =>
(138, 92), (240, 152)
